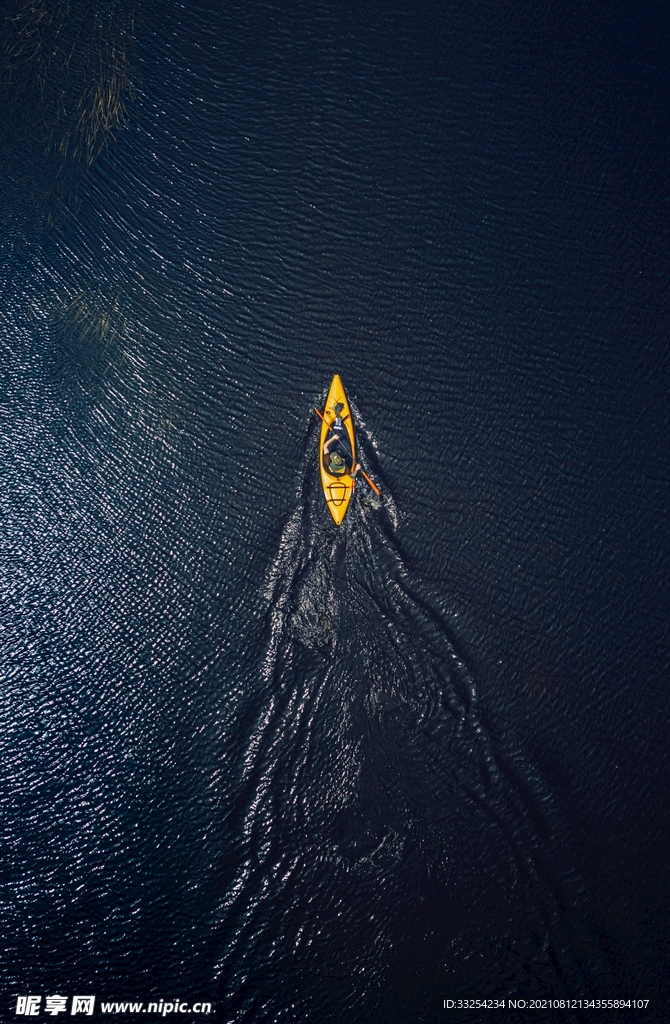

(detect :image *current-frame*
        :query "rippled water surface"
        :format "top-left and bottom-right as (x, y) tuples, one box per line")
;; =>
(1, 0), (669, 1021)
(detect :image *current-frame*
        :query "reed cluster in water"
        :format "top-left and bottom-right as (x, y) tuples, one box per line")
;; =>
(0, 0), (136, 224)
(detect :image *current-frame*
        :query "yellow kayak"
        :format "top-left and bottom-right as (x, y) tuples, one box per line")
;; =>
(318, 374), (357, 525)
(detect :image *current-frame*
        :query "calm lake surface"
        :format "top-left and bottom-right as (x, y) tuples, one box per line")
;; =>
(1, 1), (669, 1021)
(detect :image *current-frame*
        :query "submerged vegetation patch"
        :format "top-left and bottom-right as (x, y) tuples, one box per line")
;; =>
(46, 284), (193, 446)
(51, 287), (131, 388)
(0, 0), (136, 226)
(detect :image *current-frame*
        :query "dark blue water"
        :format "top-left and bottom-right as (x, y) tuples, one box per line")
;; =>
(1, 1), (669, 1021)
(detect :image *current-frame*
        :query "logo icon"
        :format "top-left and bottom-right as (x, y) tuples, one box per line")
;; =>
(71, 997), (95, 1016)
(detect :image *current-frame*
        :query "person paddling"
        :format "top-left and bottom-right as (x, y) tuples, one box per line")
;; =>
(323, 405), (361, 478)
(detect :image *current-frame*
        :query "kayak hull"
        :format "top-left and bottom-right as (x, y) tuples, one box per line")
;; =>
(319, 375), (356, 525)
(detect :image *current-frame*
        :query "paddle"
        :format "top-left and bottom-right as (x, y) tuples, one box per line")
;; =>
(314, 406), (381, 496)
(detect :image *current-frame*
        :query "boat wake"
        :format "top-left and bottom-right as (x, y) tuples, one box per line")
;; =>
(217, 414), (612, 1022)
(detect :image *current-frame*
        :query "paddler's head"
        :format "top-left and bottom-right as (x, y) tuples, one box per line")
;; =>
(330, 451), (345, 468)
